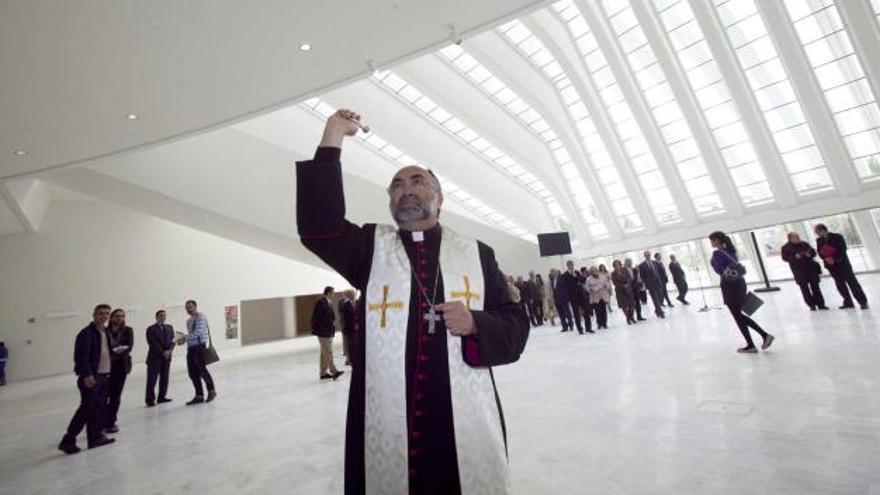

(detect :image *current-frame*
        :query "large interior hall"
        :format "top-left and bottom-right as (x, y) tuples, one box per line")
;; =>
(2, 1), (880, 494)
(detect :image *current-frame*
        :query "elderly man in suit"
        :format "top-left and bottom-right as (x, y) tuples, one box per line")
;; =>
(145, 310), (176, 407)
(639, 251), (666, 319)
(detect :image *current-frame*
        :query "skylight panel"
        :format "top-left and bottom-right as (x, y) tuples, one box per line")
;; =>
(655, 0), (776, 205)
(783, 0), (880, 181)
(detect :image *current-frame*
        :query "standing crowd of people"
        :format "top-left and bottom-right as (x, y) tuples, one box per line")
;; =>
(58, 299), (218, 454)
(506, 252), (690, 335)
(505, 224), (869, 353)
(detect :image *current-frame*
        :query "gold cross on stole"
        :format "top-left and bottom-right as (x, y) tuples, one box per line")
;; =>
(368, 285), (404, 328)
(450, 275), (480, 309)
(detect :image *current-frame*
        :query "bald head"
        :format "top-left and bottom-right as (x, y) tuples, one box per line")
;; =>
(388, 165), (444, 231)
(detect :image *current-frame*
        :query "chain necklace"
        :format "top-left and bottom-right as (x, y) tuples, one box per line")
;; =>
(394, 231), (443, 334)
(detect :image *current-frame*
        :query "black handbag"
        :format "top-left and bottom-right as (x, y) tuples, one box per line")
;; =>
(197, 314), (220, 365)
(742, 292), (764, 316)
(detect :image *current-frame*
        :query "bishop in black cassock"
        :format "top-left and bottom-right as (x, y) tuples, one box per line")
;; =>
(296, 109), (529, 494)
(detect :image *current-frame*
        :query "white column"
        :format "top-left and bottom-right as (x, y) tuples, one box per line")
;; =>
(282, 297), (297, 339)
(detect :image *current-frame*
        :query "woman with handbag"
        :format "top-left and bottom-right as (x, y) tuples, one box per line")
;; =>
(709, 231), (775, 354)
(781, 232), (828, 311)
(184, 300), (217, 404)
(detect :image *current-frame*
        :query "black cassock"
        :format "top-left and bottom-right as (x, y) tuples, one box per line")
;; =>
(297, 147), (529, 495)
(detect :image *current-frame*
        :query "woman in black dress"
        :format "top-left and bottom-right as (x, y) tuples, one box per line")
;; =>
(709, 231), (775, 353)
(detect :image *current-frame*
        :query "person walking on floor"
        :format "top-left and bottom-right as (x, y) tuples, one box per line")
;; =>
(612, 260), (636, 324)
(105, 309), (133, 434)
(58, 304), (116, 454)
(814, 223), (869, 310)
(709, 231), (775, 354)
(312, 286), (344, 381)
(781, 232), (828, 311)
(184, 300), (217, 404)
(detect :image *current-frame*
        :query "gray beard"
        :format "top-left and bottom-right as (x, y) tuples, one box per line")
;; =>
(391, 198), (438, 223)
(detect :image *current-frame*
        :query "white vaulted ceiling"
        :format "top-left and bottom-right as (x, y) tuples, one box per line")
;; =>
(3, 0), (880, 261)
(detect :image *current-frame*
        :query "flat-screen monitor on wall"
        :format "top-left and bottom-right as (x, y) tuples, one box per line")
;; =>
(537, 232), (572, 257)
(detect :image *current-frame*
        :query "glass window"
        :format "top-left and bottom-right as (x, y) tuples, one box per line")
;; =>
(784, 0), (880, 181)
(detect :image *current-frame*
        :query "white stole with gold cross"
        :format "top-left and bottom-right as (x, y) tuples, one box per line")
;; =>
(364, 225), (510, 495)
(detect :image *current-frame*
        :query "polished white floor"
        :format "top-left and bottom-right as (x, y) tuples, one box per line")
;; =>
(1, 276), (879, 495)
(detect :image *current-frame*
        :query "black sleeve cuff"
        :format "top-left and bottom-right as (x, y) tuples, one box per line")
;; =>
(314, 147), (341, 163)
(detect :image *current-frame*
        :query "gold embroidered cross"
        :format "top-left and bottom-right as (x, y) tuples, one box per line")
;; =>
(450, 275), (480, 309)
(367, 285), (404, 328)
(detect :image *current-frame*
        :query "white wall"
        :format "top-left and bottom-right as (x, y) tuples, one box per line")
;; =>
(0, 200), (347, 382)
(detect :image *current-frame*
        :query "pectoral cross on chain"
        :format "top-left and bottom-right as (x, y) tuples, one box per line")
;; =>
(423, 305), (442, 335)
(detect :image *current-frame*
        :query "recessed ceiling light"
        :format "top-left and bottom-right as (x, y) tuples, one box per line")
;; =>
(126, 113), (139, 120)
(299, 43), (312, 52)
(13, 149), (28, 156)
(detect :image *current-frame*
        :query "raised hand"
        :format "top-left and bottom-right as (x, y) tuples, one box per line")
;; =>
(319, 109), (362, 148)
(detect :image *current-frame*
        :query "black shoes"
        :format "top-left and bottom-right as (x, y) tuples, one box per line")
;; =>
(88, 436), (116, 449)
(861, 303), (870, 310)
(206, 391), (217, 403)
(332, 371), (345, 380)
(320, 373), (333, 380)
(818, 306), (830, 310)
(146, 402), (156, 407)
(157, 397), (172, 404)
(840, 303), (855, 309)
(737, 346), (758, 354)
(104, 425), (119, 434)
(186, 396), (205, 405)
(58, 436), (81, 455)
(585, 329), (595, 334)
(762, 334), (775, 350)
(637, 317), (647, 321)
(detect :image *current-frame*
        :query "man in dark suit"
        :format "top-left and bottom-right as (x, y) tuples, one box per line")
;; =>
(639, 251), (666, 318)
(550, 268), (573, 332)
(145, 310), (176, 407)
(338, 290), (357, 366)
(312, 286), (343, 380)
(668, 254), (690, 305)
(815, 223), (869, 310)
(653, 253), (674, 307)
(560, 260), (592, 334)
(58, 304), (116, 454)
